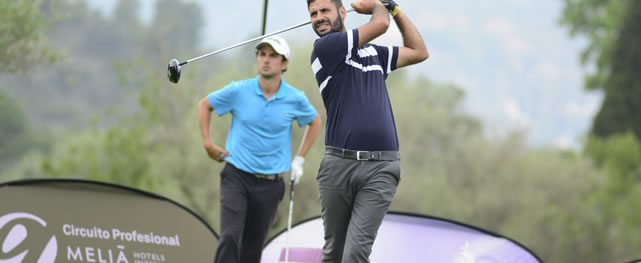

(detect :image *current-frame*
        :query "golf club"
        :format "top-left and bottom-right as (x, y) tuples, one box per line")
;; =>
(167, 8), (355, 84)
(284, 177), (295, 263)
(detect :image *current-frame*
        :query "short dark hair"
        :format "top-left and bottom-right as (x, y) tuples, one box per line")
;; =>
(307, 0), (343, 8)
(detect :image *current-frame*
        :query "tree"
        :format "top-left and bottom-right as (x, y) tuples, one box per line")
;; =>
(110, 0), (144, 59)
(0, 0), (60, 166)
(561, 0), (641, 140)
(0, 91), (28, 164)
(590, 0), (641, 139)
(145, 0), (204, 65)
(585, 133), (641, 191)
(560, 0), (630, 91)
(0, 0), (58, 72)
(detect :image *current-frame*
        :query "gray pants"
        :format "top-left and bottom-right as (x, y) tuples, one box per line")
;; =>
(317, 154), (400, 263)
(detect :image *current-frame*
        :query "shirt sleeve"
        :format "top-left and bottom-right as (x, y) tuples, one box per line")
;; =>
(313, 29), (360, 68)
(293, 92), (318, 127)
(207, 81), (238, 116)
(372, 44), (399, 78)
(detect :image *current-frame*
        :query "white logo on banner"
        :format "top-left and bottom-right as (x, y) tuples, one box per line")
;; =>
(0, 212), (58, 263)
(453, 242), (476, 263)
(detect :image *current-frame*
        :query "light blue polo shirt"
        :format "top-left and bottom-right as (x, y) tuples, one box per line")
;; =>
(208, 76), (317, 174)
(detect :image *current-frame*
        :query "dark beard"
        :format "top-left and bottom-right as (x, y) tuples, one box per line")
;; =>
(314, 18), (343, 37)
(313, 13), (344, 37)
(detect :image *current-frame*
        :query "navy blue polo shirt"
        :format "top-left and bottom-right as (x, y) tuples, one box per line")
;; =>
(311, 29), (400, 151)
(208, 77), (317, 174)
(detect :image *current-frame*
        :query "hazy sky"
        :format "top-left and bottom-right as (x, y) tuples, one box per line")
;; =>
(88, 0), (601, 150)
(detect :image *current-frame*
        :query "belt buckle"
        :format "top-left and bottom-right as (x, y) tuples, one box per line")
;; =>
(356, 151), (368, 161)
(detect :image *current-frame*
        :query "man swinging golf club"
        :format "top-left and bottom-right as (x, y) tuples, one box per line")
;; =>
(307, 0), (429, 261)
(198, 35), (322, 263)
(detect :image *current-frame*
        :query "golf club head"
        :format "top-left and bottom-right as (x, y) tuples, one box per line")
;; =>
(167, 59), (181, 83)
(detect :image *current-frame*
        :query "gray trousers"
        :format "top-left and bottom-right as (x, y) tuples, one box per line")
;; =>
(317, 154), (400, 263)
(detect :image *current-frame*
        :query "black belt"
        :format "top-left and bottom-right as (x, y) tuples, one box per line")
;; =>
(325, 146), (400, 161)
(252, 173), (283, 181)
(228, 163), (283, 181)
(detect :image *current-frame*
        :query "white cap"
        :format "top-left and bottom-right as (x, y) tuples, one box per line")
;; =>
(256, 35), (291, 60)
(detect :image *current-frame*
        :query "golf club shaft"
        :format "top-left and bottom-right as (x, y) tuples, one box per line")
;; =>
(285, 179), (295, 263)
(180, 21), (306, 66)
(180, 8), (355, 66)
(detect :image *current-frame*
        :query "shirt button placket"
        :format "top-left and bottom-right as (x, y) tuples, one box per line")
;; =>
(263, 102), (269, 119)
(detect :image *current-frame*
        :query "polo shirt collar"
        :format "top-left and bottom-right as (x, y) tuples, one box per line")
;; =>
(253, 76), (287, 100)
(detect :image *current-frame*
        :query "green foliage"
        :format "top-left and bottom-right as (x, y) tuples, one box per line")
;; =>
(590, 0), (641, 140)
(580, 134), (641, 261)
(562, 6), (641, 246)
(560, 0), (629, 90)
(585, 133), (641, 190)
(0, 91), (26, 143)
(39, 127), (161, 188)
(0, 90), (28, 163)
(0, 0), (58, 72)
(0, 0), (204, 132)
(0, 0), (59, 167)
(0, 85), (52, 167)
(146, 0), (204, 64)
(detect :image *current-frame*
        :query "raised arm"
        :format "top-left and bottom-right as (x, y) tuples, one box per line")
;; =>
(352, 0), (390, 48)
(385, 1), (429, 68)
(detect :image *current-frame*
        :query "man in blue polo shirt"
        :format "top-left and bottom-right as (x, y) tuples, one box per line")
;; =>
(197, 35), (322, 263)
(307, 0), (428, 261)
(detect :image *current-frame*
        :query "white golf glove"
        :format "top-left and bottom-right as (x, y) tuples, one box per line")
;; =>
(290, 156), (305, 185)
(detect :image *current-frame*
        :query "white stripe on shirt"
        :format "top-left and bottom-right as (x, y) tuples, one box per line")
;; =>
(345, 30), (354, 62)
(344, 30), (383, 73)
(312, 57), (322, 75)
(346, 59), (383, 73)
(319, 76), (332, 94)
(358, 46), (379, 58)
(387, 46), (393, 74)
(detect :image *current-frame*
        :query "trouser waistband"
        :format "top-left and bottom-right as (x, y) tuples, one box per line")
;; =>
(227, 163), (283, 181)
(325, 146), (400, 161)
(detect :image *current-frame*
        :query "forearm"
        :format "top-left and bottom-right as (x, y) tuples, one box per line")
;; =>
(295, 115), (322, 157)
(370, 4), (391, 32)
(198, 99), (213, 143)
(395, 11), (427, 57)
(392, 7), (428, 68)
(357, 3), (391, 47)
